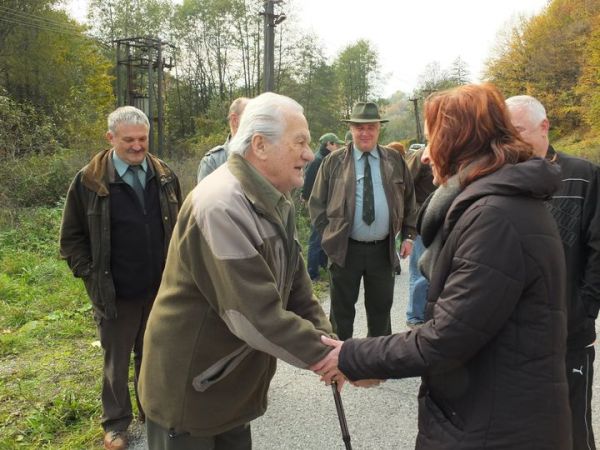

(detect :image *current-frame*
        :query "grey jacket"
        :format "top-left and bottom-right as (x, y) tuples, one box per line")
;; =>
(197, 135), (231, 183)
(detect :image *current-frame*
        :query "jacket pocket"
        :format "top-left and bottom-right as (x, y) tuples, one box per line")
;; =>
(192, 345), (254, 392)
(418, 391), (464, 442)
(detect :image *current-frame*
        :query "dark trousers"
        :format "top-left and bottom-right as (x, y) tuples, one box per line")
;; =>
(98, 297), (153, 432)
(566, 345), (596, 450)
(307, 225), (327, 280)
(329, 238), (395, 340)
(146, 418), (252, 450)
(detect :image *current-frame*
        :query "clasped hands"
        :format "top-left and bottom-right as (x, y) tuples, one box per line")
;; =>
(310, 335), (382, 392)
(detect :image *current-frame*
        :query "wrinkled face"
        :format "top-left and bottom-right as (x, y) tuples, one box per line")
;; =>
(508, 107), (549, 158)
(349, 122), (380, 152)
(263, 112), (314, 193)
(421, 121), (441, 186)
(107, 123), (149, 165)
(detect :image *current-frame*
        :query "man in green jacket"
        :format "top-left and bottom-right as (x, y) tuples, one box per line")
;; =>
(139, 92), (337, 450)
(60, 106), (182, 450)
(309, 102), (417, 340)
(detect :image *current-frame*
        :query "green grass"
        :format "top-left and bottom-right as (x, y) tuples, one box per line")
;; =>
(0, 207), (105, 448)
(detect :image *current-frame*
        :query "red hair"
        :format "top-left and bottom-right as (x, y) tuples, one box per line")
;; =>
(424, 83), (533, 186)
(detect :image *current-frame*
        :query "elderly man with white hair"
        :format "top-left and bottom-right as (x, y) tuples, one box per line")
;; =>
(138, 92), (338, 450)
(60, 106), (182, 450)
(507, 95), (600, 450)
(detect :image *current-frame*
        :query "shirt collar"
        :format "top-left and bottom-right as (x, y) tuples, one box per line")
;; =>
(111, 150), (148, 178)
(353, 146), (379, 162)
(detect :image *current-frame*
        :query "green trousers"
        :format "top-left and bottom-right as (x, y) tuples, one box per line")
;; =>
(329, 238), (395, 340)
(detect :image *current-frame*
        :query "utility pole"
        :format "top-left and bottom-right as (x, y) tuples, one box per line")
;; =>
(408, 96), (424, 144)
(261, 0), (286, 92)
(114, 37), (174, 156)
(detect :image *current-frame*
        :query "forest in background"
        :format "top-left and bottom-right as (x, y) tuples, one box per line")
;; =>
(1, 0), (599, 209)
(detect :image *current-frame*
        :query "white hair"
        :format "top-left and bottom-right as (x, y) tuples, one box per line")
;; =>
(229, 92), (304, 156)
(228, 97), (249, 118)
(107, 106), (150, 134)
(505, 95), (547, 124)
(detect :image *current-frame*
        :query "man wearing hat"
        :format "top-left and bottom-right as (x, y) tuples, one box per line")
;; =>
(309, 102), (417, 340)
(302, 132), (345, 281)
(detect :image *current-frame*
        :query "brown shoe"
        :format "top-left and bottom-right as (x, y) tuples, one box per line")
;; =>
(103, 430), (128, 450)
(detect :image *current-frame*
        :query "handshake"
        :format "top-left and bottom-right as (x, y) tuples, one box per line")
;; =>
(310, 335), (383, 392)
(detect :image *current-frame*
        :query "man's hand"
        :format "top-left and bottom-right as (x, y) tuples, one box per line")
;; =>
(311, 336), (346, 389)
(399, 239), (413, 259)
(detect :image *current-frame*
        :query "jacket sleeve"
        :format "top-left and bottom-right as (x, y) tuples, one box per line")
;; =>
(401, 159), (418, 239)
(286, 252), (334, 335)
(187, 202), (333, 369)
(59, 172), (93, 278)
(581, 165), (600, 319)
(308, 158), (329, 235)
(339, 206), (526, 381)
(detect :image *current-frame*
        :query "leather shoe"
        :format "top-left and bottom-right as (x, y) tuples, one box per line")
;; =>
(103, 430), (128, 450)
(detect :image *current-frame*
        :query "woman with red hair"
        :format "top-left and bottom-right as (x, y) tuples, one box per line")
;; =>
(314, 83), (571, 449)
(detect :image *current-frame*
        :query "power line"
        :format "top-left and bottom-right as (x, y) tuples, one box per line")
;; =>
(0, 5), (84, 32)
(0, 15), (87, 39)
(0, 6), (110, 48)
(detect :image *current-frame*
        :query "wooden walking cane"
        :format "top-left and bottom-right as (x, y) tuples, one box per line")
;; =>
(331, 382), (352, 450)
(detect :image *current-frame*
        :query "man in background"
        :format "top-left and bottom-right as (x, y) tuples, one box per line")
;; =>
(197, 97), (249, 182)
(507, 95), (600, 450)
(302, 132), (345, 281)
(309, 102), (417, 340)
(60, 106), (182, 450)
(139, 93), (338, 450)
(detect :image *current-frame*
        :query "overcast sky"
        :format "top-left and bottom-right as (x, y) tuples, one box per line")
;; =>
(65, 0), (549, 96)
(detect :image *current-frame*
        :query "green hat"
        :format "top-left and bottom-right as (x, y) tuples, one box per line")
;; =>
(319, 132), (345, 145)
(342, 101), (389, 124)
(344, 131), (352, 142)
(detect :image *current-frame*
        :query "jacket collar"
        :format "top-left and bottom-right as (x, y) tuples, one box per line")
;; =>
(81, 149), (174, 196)
(227, 153), (290, 218)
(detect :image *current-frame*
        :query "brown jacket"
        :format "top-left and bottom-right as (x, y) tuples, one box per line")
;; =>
(59, 149), (182, 319)
(406, 147), (436, 209)
(308, 144), (417, 270)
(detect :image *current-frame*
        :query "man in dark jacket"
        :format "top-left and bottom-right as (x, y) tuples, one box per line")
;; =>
(59, 106), (182, 450)
(507, 95), (600, 450)
(506, 95), (600, 450)
(302, 132), (344, 281)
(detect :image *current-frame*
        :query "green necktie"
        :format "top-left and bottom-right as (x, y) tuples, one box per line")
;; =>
(128, 165), (145, 208)
(362, 153), (375, 225)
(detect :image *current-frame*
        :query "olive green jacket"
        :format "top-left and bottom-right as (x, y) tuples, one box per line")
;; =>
(308, 144), (417, 270)
(59, 149), (182, 319)
(139, 154), (334, 436)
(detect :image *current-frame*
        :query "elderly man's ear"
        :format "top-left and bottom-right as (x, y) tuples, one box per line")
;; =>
(250, 134), (269, 161)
